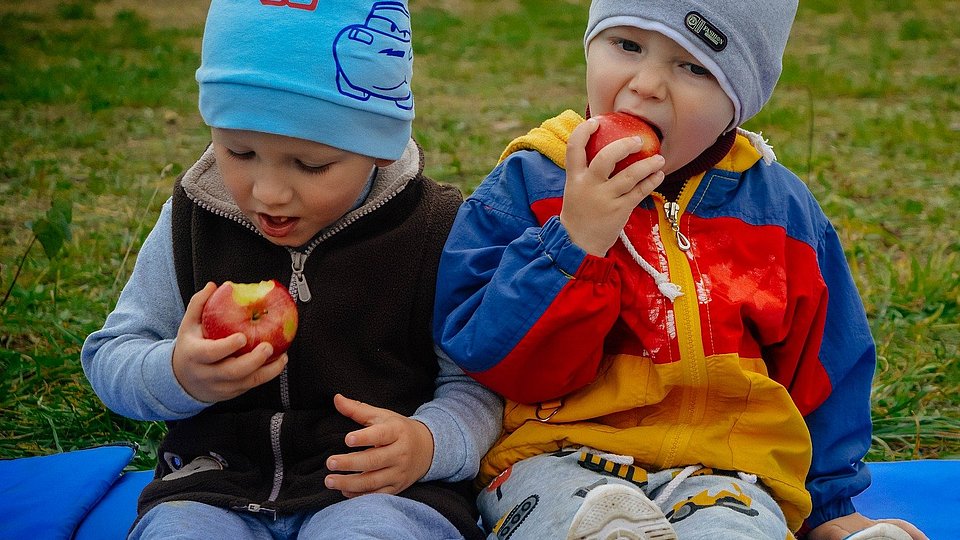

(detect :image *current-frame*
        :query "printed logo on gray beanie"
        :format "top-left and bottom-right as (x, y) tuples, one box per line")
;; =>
(584, 0), (798, 131)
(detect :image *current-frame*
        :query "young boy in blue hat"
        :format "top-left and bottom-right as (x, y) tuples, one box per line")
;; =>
(82, 1), (501, 538)
(432, 0), (927, 539)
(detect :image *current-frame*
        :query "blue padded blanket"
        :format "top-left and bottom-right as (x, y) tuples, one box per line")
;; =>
(0, 444), (150, 540)
(0, 446), (956, 539)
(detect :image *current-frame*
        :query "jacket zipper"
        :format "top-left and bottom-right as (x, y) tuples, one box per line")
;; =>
(654, 179), (709, 467)
(661, 176), (693, 252)
(663, 201), (691, 252)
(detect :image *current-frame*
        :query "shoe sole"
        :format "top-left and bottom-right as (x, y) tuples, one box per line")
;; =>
(566, 484), (677, 540)
(843, 523), (913, 540)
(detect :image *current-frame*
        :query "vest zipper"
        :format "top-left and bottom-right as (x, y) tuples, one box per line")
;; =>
(231, 503), (278, 520)
(230, 413), (285, 520)
(281, 177), (408, 304)
(267, 412), (285, 502)
(289, 250), (312, 302)
(186, 171), (408, 306)
(183, 163), (414, 516)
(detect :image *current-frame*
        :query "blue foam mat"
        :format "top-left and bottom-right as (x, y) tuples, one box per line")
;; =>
(852, 460), (958, 540)
(75, 469), (153, 539)
(0, 444), (137, 540)
(1, 449), (956, 539)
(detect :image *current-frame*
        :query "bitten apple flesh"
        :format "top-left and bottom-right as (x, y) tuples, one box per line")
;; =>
(584, 112), (662, 176)
(201, 280), (298, 360)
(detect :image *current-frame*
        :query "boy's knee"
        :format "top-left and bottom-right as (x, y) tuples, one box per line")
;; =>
(302, 494), (463, 539)
(131, 501), (248, 539)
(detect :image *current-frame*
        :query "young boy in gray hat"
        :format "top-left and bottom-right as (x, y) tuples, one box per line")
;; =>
(81, 0), (501, 538)
(432, 1), (927, 539)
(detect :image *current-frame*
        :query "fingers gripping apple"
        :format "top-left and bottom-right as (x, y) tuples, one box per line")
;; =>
(201, 280), (298, 359)
(584, 112), (662, 176)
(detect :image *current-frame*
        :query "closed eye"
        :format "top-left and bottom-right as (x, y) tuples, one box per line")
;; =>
(297, 160), (332, 174)
(226, 148), (254, 160)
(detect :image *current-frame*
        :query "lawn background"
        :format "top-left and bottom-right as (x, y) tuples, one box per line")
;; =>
(1, 0), (957, 471)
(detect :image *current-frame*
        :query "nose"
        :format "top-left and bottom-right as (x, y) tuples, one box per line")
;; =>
(627, 66), (667, 101)
(250, 166), (294, 208)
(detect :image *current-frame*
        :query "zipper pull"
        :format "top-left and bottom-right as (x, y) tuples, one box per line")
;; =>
(663, 201), (691, 252)
(289, 251), (312, 303)
(232, 503), (278, 520)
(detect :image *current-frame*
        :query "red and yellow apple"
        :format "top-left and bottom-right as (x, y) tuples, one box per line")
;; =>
(201, 280), (298, 360)
(584, 112), (661, 176)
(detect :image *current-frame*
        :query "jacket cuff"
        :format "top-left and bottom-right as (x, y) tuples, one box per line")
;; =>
(803, 497), (856, 534)
(538, 216), (614, 282)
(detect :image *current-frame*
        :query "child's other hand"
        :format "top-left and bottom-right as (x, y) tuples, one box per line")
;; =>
(324, 393), (434, 498)
(806, 512), (927, 540)
(561, 117), (665, 256)
(171, 282), (288, 403)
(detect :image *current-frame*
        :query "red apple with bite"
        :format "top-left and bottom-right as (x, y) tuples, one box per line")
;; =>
(584, 112), (661, 176)
(201, 280), (298, 360)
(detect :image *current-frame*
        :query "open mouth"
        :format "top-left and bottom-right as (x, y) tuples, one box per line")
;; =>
(650, 124), (664, 143)
(618, 111), (664, 143)
(634, 116), (663, 142)
(257, 214), (300, 238)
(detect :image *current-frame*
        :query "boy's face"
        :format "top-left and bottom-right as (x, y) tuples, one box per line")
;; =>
(211, 128), (392, 247)
(586, 26), (735, 175)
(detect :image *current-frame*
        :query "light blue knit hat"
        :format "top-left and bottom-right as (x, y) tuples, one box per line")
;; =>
(585, 0), (797, 131)
(197, 0), (414, 160)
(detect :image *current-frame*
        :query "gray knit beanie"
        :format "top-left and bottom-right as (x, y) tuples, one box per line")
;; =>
(585, 0), (797, 131)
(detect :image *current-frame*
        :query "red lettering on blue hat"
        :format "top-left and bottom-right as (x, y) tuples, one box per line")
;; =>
(260, 0), (319, 11)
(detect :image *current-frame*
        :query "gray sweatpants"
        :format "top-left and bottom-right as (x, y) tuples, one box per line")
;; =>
(478, 450), (792, 540)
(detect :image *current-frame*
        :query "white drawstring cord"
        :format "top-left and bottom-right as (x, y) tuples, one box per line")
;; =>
(737, 471), (758, 484)
(618, 230), (683, 302)
(737, 128), (777, 165)
(653, 464), (701, 507)
(580, 446), (635, 466)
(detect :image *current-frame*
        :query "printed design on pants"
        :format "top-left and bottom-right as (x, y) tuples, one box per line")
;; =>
(573, 478), (608, 498)
(686, 467), (741, 479)
(664, 482), (759, 523)
(486, 465), (513, 501)
(493, 494), (538, 540)
(577, 451), (649, 489)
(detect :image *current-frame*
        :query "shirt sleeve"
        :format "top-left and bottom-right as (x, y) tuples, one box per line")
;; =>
(412, 346), (504, 483)
(80, 199), (210, 421)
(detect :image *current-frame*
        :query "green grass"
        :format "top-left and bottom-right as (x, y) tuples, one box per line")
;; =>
(1, 0), (957, 470)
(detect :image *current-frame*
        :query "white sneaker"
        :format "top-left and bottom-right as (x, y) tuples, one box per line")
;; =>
(566, 484), (677, 540)
(843, 523), (913, 540)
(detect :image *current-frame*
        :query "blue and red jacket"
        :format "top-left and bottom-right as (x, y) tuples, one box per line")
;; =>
(433, 111), (876, 531)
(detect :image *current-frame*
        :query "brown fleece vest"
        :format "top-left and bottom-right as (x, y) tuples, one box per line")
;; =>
(134, 172), (483, 539)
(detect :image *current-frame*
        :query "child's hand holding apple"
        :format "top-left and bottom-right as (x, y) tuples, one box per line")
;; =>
(560, 112), (665, 256)
(171, 281), (297, 403)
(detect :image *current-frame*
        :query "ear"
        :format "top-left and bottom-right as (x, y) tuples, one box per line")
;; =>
(374, 158), (395, 168)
